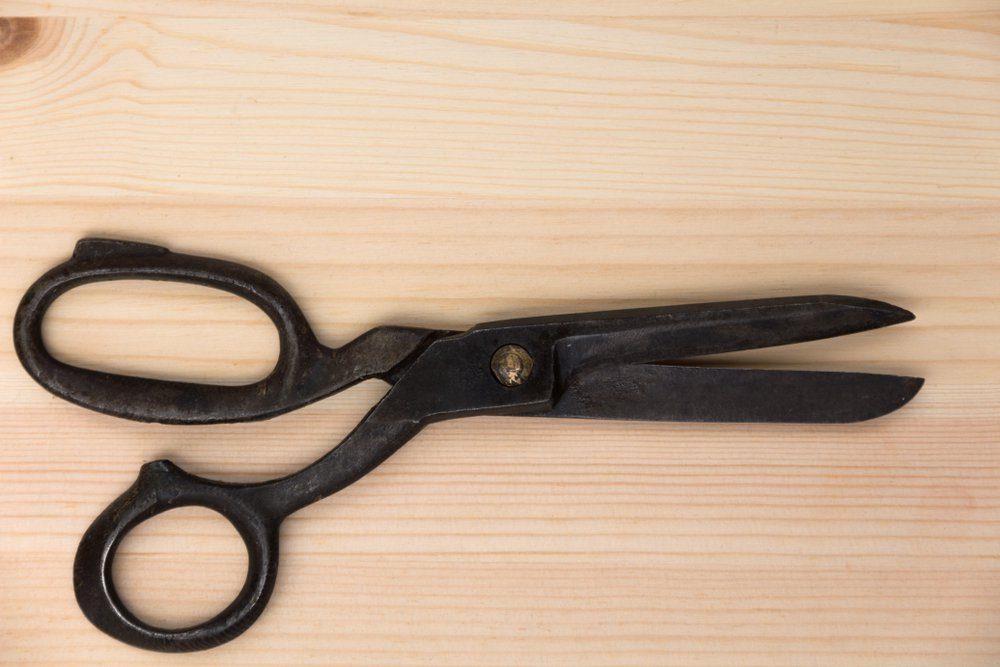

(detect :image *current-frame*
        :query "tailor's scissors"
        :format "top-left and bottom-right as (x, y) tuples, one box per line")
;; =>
(14, 238), (923, 652)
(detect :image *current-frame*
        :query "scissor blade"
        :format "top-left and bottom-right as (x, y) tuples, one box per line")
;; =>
(545, 364), (923, 423)
(535, 295), (914, 375)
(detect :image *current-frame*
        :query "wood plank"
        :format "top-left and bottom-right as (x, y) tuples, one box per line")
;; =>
(1, 15), (998, 201)
(1, 3), (999, 665)
(2, 202), (998, 666)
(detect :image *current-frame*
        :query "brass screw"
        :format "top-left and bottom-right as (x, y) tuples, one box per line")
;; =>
(491, 345), (533, 387)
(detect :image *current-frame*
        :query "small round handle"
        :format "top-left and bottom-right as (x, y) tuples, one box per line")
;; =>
(14, 238), (332, 423)
(74, 459), (284, 652)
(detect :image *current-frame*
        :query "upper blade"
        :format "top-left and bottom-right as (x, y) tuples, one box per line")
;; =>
(541, 295), (914, 377)
(546, 364), (923, 423)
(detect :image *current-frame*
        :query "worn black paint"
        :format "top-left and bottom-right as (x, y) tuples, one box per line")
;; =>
(13, 238), (923, 652)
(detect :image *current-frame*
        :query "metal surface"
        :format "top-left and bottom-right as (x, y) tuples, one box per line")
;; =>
(13, 238), (923, 652)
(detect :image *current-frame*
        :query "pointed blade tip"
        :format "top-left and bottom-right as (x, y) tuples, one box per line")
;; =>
(899, 374), (925, 404)
(822, 295), (915, 326)
(841, 374), (924, 423)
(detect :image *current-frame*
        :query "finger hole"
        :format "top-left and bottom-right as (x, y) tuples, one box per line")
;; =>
(110, 506), (249, 630)
(42, 280), (279, 385)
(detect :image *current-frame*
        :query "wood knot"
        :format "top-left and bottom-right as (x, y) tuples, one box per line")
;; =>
(0, 17), (40, 67)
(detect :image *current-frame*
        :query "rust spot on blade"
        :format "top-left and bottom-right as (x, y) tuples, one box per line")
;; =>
(0, 17), (40, 67)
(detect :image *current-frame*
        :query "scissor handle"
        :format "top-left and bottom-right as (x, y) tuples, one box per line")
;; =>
(74, 459), (284, 652)
(14, 238), (339, 424)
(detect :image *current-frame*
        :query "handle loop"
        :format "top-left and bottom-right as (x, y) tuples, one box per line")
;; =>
(14, 238), (332, 423)
(74, 460), (283, 652)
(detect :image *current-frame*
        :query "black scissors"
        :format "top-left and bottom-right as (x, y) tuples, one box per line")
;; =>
(14, 238), (923, 652)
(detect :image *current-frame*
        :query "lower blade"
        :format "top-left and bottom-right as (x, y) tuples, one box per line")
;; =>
(547, 365), (923, 423)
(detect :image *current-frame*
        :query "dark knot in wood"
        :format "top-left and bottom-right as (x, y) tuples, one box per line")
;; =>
(0, 18), (40, 67)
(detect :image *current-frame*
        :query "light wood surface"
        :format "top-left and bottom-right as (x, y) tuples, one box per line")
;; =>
(1, 4), (998, 666)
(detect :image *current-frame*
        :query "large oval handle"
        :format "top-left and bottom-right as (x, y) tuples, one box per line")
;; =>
(13, 238), (333, 423)
(74, 459), (284, 652)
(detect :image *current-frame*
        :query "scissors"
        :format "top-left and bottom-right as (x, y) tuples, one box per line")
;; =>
(14, 238), (923, 652)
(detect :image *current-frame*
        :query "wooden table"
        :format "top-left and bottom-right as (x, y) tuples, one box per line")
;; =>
(2, 3), (998, 665)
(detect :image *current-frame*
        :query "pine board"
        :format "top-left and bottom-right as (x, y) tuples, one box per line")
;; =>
(1, 5), (998, 665)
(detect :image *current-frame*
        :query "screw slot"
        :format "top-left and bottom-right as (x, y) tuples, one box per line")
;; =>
(491, 345), (533, 387)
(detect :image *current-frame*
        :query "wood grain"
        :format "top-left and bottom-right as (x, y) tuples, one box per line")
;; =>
(5, 0), (1000, 19)
(2, 14), (998, 201)
(1, 4), (999, 666)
